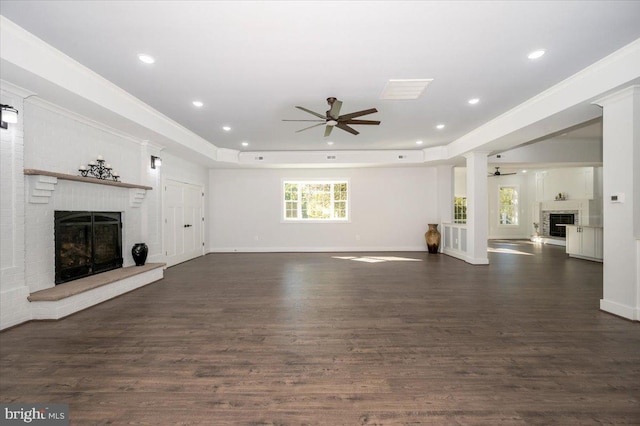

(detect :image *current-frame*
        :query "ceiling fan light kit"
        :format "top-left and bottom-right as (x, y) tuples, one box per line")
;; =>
(283, 97), (380, 136)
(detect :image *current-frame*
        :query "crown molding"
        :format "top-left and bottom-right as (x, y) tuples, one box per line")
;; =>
(0, 79), (36, 99)
(592, 84), (640, 107)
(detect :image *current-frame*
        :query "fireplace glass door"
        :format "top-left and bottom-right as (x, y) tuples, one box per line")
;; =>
(55, 211), (123, 284)
(549, 213), (575, 238)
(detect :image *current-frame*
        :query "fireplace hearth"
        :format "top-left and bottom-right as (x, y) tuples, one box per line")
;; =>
(55, 211), (123, 284)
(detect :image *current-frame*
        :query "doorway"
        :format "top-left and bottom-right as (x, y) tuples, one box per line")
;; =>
(163, 179), (205, 267)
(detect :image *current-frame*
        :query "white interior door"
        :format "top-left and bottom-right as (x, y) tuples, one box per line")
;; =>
(164, 179), (204, 267)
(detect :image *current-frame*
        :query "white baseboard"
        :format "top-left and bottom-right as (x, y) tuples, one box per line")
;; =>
(208, 246), (426, 253)
(600, 298), (639, 321)
(442, 248), (489, 265)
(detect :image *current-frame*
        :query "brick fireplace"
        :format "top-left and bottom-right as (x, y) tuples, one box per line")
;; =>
(25, 173), (145, 294)
(537, 199), (594, 240)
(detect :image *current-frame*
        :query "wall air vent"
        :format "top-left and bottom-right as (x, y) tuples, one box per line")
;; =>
(380, 79), (433, 100)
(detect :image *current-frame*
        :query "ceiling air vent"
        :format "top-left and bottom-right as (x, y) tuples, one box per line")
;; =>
(254, 156), (264, 161)
(326, 155), (336, 160)
(398, 155), (407, 159)
(380, 79), (433, 100)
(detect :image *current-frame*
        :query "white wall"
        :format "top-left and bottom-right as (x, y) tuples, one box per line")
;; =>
(489, 137), (602, 165)
(209, 167), (439, 252)
(454, 167), (467, 197)
(534, 167), (596, 202)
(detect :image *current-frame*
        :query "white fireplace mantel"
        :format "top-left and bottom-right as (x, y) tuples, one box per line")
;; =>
(24, 169), (152, 207)
(539, 199), (587, 212)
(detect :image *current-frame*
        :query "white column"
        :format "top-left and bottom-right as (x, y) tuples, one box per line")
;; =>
(464, 151), (490, 265)
(0, 84), (31, 329)
(594, 85), (640, 321)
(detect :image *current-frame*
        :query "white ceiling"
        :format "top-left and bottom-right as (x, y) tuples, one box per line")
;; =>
(1, 1), (639, 155)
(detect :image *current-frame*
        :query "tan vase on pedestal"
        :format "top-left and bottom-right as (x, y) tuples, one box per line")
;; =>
(425, 224), (441, 254)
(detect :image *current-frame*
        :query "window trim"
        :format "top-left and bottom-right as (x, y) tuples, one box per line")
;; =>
(281, 179), (351, 223)
(498, 184), (519, 227)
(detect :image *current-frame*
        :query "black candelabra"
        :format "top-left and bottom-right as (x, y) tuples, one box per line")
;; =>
(79, 156), (120, 182)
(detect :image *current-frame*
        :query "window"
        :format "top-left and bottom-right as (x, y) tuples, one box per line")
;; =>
(453, 197), (467, 224)
(499, 186), (519, 225)
(283, 180), (349, 221)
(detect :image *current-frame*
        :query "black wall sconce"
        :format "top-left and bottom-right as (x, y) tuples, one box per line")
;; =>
(151, 155), (162, 169)
(1, 104), (19, 129)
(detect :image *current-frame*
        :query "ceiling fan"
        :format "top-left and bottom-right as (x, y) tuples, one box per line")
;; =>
(282, 97), (380, 136)
(488, 167), (516, 177)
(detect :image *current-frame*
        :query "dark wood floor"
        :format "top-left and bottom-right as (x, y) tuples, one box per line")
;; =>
(1, 241), (639, 425)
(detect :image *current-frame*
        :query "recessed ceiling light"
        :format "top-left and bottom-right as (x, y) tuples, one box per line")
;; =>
(241, 142), (249, 147)
(522, 170), (528, 173)
(192, 101), (204, 107)
(327, 141), (334, 145)
(416, 140), (423, 145)
(137, 54), (155, 64)
(468, 98), (480, 105)
(528, 49), (546, 60)
(222, 126), (231, 131)
(436, 124), (445, 130)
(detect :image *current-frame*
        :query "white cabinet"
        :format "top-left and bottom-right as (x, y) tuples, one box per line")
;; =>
(565, 225), (603, 262)
(566, 226), (582, 254)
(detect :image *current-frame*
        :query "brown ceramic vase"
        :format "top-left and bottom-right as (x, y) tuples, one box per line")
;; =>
(424, 224), (441, 254)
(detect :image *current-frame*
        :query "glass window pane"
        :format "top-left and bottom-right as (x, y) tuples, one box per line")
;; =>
(284, 181), (348, 221)
(498, 187), (518, 225)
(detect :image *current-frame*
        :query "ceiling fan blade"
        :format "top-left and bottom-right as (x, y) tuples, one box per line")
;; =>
(336, 123), (359, 135)
(295, 106), (326, 119)
(343, 119), (381, 125)
(282, 119), (325, 122)
(338, 108), (378, 121)
(488, 172), (517, 177)
(324, 125), (333, 137)
(328, 100), (342, 119)
(296, 122), (325, 133)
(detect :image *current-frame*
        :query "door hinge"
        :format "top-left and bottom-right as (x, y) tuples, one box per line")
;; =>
(202, 242), (205, 247)
(202, 217), (204, 221)
(202, 192), (204, 196)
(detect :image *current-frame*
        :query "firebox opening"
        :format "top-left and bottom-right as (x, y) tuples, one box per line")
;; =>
(549, 213), (575, 238)
(55, 211), (123, 284)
